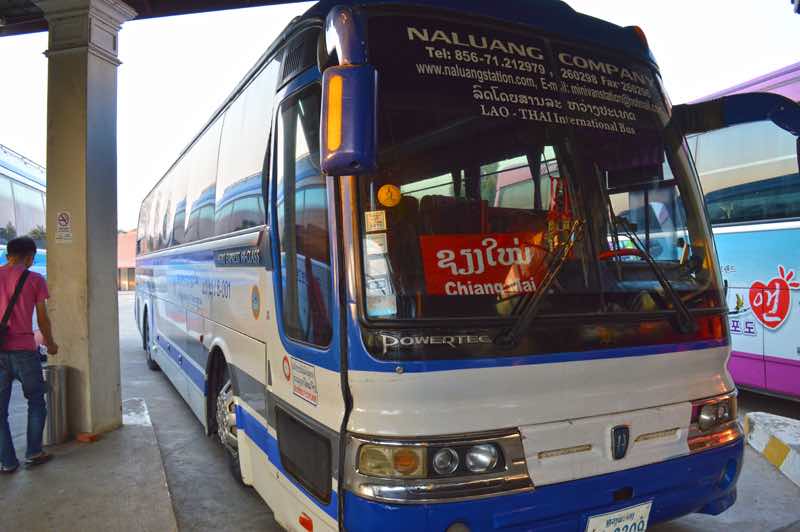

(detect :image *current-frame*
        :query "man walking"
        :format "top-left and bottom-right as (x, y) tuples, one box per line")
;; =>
(0, 236), (58, 474)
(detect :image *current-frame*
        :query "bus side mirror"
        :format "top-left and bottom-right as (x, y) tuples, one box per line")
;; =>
(670, 92), (800, 137)
(320, 64), (378, 176)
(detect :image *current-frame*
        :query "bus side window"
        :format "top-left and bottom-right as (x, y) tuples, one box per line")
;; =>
(215, 58), (280, 236)
(0, 176), (16, 243)
(696, 121), (800, 225)
(275, 85), (332, 347)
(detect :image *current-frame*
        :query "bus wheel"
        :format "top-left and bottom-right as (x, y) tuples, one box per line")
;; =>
(143, 312), (160, 372)
(215, 363), (242, 483)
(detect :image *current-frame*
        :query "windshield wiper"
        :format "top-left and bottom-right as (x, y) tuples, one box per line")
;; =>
(495, 220), (585, 347)
(614, 217), (697, 334)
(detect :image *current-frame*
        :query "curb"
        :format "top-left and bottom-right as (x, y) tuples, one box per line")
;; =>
(744, 411), (800, 488)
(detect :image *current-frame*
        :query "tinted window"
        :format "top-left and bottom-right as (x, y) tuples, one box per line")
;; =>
(149, 189), (165, 251)
(172, 199), (186, 246)
(276, 85), (331, 346)
(185, 119), (223, 242)
(215, 174), (264, 235)
(0, 177), (16, 244)
(705, 174), (800, 224)
(214, 202), (235, 235)
(215, 59), (280, 235)
(137, 194), (151, 255)
(166, 158), (188, 247)
(694, 121), (795, 176)
(693, 121), (799, 224)
(230, 195), (265, 232)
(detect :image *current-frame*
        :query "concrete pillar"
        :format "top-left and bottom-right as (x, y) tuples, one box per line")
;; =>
(35, 0), (136, 436)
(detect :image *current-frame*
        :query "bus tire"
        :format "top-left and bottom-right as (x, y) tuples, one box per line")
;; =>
(142, 310), (160, 372)
(213, 359), (243, 484)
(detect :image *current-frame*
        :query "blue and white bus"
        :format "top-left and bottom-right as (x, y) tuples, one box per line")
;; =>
(690, 62), (800, 401)
(135, 2), (800, 530)
(0, 144), (47, 277)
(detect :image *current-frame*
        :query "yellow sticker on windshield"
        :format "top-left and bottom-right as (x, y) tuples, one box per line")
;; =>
(377, 184), (402, 207)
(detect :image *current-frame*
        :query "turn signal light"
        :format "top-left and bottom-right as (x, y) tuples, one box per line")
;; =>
(358, 444), (426, 478)
(393, 448), (421, 475)
(631, 26), (648, 47)
(326, 74), (343, 151)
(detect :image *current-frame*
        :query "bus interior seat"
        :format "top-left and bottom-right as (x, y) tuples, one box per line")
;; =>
(419, 195), (488, 234)
(488, 207), (548, 234)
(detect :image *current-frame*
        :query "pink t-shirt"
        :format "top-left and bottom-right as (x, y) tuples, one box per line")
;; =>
(0, 265), (49, 352)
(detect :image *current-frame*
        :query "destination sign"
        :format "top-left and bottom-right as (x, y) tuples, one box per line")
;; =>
(368, 15), (666, 137)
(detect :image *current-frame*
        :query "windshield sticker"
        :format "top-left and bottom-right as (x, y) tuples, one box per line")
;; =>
(365, 210), (387, 232)
(365, 233), (389, 255)
(367, 295), (398, 317)
(377, 184), (402, 207)
(364, 233), (397, 316)
(369, 16), (662, 137)
(367, 257), (389, 276)
(420, 232), (549, 296)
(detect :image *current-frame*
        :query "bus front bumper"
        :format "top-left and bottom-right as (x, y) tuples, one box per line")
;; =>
(343, 437), (744, 532)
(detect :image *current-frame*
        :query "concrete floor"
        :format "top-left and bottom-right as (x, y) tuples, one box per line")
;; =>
(2, 393), (178, 532)
(9, 293), (799, 531)
(116, 294), (280, 531)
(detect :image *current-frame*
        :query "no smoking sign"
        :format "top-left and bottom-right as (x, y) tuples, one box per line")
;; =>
(55, 211), (73, 243)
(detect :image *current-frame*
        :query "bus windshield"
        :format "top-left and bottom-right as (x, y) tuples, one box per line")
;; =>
(357, 10), (722, 323)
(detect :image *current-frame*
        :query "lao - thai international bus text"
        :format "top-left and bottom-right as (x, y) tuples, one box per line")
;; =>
(395, 21), (662, 136)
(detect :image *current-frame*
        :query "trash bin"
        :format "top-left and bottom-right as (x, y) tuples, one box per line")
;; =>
(42, 364), (68, 446)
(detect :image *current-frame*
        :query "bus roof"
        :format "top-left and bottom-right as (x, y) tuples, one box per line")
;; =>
(692, 61), (800, 103)
(304, 0), (654, 64)
(0, 144), (46, 189)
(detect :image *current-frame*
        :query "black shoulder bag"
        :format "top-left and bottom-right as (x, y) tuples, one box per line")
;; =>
(0, 270), (31, 349)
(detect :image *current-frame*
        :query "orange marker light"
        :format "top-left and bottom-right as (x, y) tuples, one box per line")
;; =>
(326, 74), (343, 152)
(299, 512), (314, 531)
(393, 448), (420, 475)
(631, 26), (648, 48)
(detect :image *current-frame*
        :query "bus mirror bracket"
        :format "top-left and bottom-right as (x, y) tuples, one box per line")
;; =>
(670, 92), (800, 137)
(320, 5), (367, 69)
(320, 6), (378, 176)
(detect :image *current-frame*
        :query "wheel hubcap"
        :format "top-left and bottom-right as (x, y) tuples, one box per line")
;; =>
(216, 379), (239, 456)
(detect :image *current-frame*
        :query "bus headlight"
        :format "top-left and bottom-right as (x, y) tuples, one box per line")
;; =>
(698, 400), (734, 431)
(358, 444), (426, 478)
(688, 392), (742, 452)
(432, 447), (459, 475)
(465, 444), (499, 473)
(346, 431), (533, 503)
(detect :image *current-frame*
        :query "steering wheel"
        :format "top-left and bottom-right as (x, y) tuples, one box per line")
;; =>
(598, 248), (646, 261)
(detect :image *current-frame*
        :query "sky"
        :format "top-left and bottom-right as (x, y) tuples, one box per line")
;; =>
(0, 1), (797, 230)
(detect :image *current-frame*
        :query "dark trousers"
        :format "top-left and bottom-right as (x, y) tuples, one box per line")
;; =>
(0, 351), (47, 468)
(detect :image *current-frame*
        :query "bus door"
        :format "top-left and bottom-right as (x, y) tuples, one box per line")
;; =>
(267, 81), (345, 527)
(674, 93), (800, 395)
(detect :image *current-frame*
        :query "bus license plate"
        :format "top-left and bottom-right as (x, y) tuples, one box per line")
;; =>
(585, 501), (652, 532)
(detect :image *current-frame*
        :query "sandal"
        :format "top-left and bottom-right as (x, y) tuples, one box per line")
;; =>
(25, 452), (53, 467)
(0, 463), (19, 474)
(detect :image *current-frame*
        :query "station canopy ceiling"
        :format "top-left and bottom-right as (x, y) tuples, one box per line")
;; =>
(0, 0), (299, 37)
